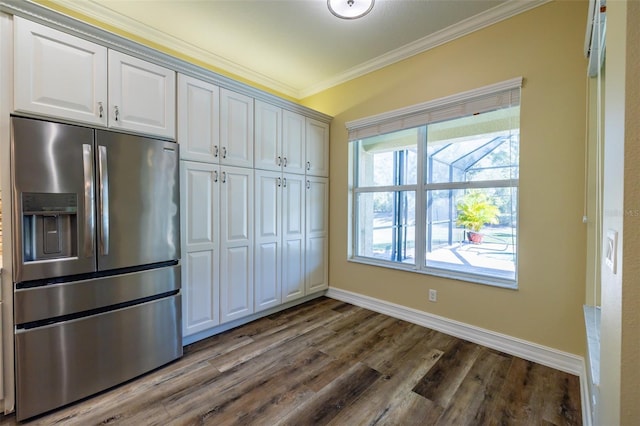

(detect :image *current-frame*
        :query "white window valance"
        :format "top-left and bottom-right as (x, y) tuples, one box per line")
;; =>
(346, 77), (523, 141)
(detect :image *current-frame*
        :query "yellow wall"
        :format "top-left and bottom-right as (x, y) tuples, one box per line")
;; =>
(302, 1), (588, 355)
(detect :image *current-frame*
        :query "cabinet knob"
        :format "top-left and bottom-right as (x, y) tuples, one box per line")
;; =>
(114, 105), (120, 122)
(306, 180), (311, 189)
(306, 161), (311, 171)
(277, 177), (281, 187)
(98, 102), (104, 118)
(221, 171), (227, 183)
(283, 177), (287, 188)
(222, 147), (227, 159)
(277, 156), (282, 166)
(213, 170), (218, 182)
(214, 145), (219, 158)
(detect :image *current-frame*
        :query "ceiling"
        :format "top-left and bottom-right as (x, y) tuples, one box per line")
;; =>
(48, 0), (548, 100)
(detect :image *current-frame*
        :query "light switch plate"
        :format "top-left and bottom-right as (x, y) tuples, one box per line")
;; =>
(605, 229), (618, 274)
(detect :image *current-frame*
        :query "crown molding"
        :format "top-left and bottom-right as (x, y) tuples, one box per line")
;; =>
(299, 0), (551, 98)
(42, 0), (301, 99)
(15, 0), (550, 100)
(0, 0), (332, 122)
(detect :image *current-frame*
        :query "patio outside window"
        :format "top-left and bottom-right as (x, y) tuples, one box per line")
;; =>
(348, 79), (521, 288)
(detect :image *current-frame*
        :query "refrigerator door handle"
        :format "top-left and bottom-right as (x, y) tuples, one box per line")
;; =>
(98, 145), (110, 255)
(82, 144), (95, 257)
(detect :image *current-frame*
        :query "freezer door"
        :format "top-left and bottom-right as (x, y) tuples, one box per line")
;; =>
(15, 294), (182, 421)
(11, 117), (97, 282)
(95, 130), (180, 270)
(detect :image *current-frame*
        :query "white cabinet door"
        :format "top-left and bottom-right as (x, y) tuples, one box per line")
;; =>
(180, 161), (220, 336)
(282, 173), (306, 302)
(220, 166), (254, 322)
(220, 88), (253, 168)
(254, 170), (281, 311)
(305, 118), (330, 177)
(254, 100), (281, 172)
(14, 16), (108, 126)
(305, 176), (329, 293)
(108, 50), (176, 139)
(178, 74), (220, 162)
(282, 110), (306, 175)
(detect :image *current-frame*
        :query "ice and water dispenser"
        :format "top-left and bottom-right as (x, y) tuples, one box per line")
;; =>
(21, 192), (78, 262)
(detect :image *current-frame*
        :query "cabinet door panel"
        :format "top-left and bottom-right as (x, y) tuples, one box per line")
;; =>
(255, 242), (279, 310)
(222, 168), (252, 242)
(282, 174), (305, 302)
(14, 16), (107, 126)
(282, 110), (305, 174)
(220, 88), (253, 168)
(108, 50), (176, 139)
(283, 239), (304, 302)
(254, 170), (281, 311)
(255, 100), (281, 171)
(305, 177), (328, 293)
(220, 166), (254, 323)
(183, 250), (218, 335)
(180, 161), (219, 336)
(178, 74), (219, 162)
(305, 236), (328, 294)
(305, 118), (329, 177)
(220, 246), (253, 321)
(182, 164), (217, 250)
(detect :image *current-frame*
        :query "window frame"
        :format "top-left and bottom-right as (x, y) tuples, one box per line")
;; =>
(347, 79), (521, 289)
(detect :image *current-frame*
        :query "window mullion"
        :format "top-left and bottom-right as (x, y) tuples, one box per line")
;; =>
(414, 126), (427, 271)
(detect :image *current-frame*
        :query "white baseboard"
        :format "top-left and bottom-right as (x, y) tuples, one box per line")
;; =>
(326, 287), (591, 426)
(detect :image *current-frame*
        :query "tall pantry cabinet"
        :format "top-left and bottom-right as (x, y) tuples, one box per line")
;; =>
(179, 75), (329, 341)
(178, 74), (254, 335)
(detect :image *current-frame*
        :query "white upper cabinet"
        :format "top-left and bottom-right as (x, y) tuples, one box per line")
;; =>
(282, 110), (306, 175)
(14, 16), (108, 126)
(13, 17), (176, 139)
(305, 118), (330, 177)
(254, 100), (281, 172)
(220, 88), (253, 168)
(255, 102), (306, 175)
(108, 50), (176, 139)
(177, 74), (220, 162)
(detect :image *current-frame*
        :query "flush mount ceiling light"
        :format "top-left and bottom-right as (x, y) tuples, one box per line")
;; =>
(328, 0), (375, 19)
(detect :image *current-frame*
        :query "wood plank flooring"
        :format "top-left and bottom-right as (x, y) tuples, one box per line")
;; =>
(0, 297), (582, 425)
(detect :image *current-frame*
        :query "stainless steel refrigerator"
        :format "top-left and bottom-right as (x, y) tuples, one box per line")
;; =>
(10, 116), (182, 421)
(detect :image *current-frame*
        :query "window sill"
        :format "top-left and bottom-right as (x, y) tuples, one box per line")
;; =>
(347, 256), (518, 290)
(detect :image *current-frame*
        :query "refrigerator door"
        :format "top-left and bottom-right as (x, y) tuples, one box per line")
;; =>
(11, 117), (97, 283)
(95, 130), (180, 270)
(15, 293), (182, 421)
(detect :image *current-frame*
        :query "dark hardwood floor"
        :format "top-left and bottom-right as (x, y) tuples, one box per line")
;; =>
(2, 297), (582, 425)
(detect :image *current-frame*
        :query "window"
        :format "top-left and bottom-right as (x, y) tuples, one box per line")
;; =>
(349, 79), (521, 288)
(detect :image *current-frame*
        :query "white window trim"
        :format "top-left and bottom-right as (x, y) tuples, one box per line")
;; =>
(347, 78), (522, 288)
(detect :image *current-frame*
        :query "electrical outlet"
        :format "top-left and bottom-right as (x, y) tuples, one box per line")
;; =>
(429, 289), (437, 302)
